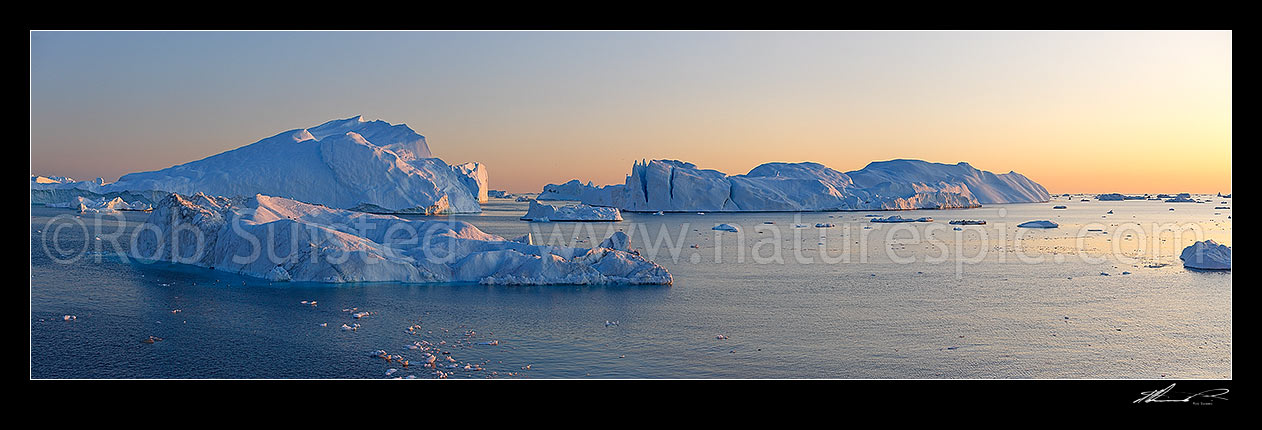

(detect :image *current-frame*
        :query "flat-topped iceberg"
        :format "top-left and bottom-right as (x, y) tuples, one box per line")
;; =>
(1180, 240), (1231, 270)
(539, 159), (1048, 212)
(1018, 220), (1059, 228)
(54, 116), (488, 214)
(134, 193), (671, 285)
(520, 200), (623, 222)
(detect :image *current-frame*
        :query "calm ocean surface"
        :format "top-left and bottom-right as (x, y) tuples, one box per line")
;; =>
(30, 196), (1231, 379)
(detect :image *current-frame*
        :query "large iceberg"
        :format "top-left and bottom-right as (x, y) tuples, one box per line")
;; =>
(520, 200), (623, 222)
(51, 116), (487, 214)
(539, 159), (1048, 212)
(133, 193), (671, 285)
(1180, 240), (1231, 270)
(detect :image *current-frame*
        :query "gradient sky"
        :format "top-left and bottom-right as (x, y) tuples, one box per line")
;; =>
(30, 30), (1231, 194)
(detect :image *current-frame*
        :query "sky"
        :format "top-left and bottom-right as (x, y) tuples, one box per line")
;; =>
(30, 30), (1231, 194)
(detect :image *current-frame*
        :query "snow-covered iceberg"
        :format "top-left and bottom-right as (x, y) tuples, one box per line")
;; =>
(71, 116), (487, 214)
(133, 193), (671, 285)
(539, 159), (1048, 212)
(1180, 240), (1231, 270)
(520, 200), (623, 222)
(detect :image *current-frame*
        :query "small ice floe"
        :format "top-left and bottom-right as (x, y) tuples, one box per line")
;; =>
(341, 323), (361, 331)
(763, 221), (775, 224)
(477, 340), (499, 346)
(352, 311), (373, 319)
(171, 309), (181, 314)
(697, 212), (705, 215)
(1121, 271), (1131, 275)
(1017, 220), (1058, 228)
(1107, 210), (1114, 214)
(318, 323), (327, 327)
(1053, 205), (1067, 209)
(815, 223), (835, 228)
(953, 227), (963, 231)
(300, 300), (317, 306)
(716, 334), (729, 340)
(605, 320), (619, 327)
(1100, 272), (1110, 276)
(712, 223), (739, 232)
(63, 315), (76, 321)
(141, 336), (163, 344)
(385, 368), (398, 377)
(948, 220), (986, 225)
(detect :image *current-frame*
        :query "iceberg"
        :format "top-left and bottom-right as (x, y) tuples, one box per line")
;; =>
(870, 215), (933, 223)
(1018, 220), (1059, 228)
(539, 159), (1048, 212)
(1180, 240), (1231, 270)
(48, 196), (152, 213)
(70, 116), (486, 214)
(133, 193), (671, 285)
(520, 200), (623, 222)
(712, 223), (740, 232)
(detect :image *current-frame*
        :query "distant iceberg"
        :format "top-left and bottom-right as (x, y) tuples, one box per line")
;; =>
(1018, 220), (1059, 228)
(520, 200), (623, 222)
(40, 117), (489, 214)
(134, 193), (671, 285)
(1180, 240), (1231, 270)
(538, 159), (1048, 212)
(48, 196), (151, 213)
(870, 215), (933, 223)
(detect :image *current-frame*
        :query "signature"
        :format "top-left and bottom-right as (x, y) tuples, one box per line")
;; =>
(1134, 383), (1229, 404)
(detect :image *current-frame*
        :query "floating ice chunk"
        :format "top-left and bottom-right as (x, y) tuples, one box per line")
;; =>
(62, 315), (76, 321)
(870, 215), (933, 223)
(1180, 240), (1231, 270)
(815, 223), (835, 228)
(1017, 220), (1058, 228)
(712, 224), (740, 232)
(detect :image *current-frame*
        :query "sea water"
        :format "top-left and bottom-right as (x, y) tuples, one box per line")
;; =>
(29, 196), (1231, 379)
